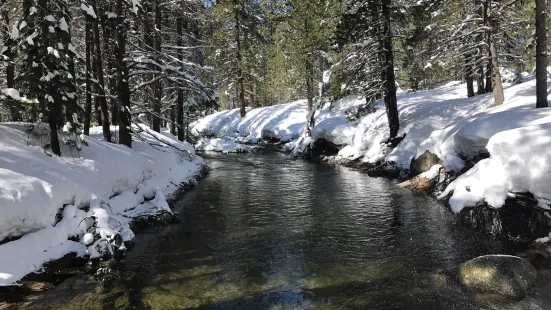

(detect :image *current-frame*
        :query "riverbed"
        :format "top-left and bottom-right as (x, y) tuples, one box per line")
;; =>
(15, 151), (548, 309)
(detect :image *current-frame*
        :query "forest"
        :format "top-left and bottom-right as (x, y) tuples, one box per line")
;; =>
(3, 0), (551, 308)
(1, 0), (548, 151)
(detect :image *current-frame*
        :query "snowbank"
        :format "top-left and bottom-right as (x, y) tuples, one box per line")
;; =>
(194, 76), (551, 217)
(0, 123), (203, 286)
(438, 123), (551, 213)
(195, 137), (256, 153)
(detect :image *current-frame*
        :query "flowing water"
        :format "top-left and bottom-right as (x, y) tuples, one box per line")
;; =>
(21, 151), (531, 309)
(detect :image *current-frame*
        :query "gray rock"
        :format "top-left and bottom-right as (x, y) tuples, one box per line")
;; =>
(459, 255), (537, 300)
(410, 150), (442, 175)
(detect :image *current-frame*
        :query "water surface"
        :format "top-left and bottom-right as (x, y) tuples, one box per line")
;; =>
(24, 151), (526, 309)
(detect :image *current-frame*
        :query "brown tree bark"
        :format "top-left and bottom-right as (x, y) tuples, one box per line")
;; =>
(84, 15), (92, 135)
(536, 0), (548, 108)
(488, 2), (504, 106)
(151, 0), (162, 132)
(115, 0), (132, 148)
(91, 0), (111, 142)
(382, 0), (399, 139)
(234, 0), (246, 117)
(176, 12), (185, 141)
(465, 54), (475, 97)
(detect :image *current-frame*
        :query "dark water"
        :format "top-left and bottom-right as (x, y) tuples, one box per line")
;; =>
(27, 151), (527, 309)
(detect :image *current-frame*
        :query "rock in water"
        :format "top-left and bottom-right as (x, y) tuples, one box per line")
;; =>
(410, 150), (442, 175)
(458, 255), (537, 300)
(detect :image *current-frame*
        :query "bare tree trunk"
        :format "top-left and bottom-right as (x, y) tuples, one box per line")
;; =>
(234, 0), (246, 117)
(84, 15), (92, 135)
(476, 2), (485, 95)
(91, 0), (111, 142)
(91, 30), (102, 126)
(476, 63), (485, 95)
(1, 8), (20, 120)
(483, 0), (493, 93)
(115, 0), (132, 148)
(48, 109), (62, 156)
(465, 53), (475, 97)
(176, 12), (185, 141)
(101, 2), (118, 126)
(382, 0), (399, 139)
(488, 2), (504, 106)
(152, 0), (162, 132)
(536, 0), (548, 108)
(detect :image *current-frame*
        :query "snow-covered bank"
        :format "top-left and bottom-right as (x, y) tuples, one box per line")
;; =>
(195, 137), (257, 153)
(0, 123), (203, 286)
(193, 77), (551, 218)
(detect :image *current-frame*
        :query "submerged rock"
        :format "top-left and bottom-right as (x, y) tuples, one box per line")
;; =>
(458, 255), (537, 300)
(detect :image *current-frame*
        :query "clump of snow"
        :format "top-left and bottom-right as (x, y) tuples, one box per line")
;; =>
(0, 123), (203, 285)
(195, 137), (254, 153)
(443, 154), (465, 172)
(419, 164), (442, 179)
(439, 123), (551, 213)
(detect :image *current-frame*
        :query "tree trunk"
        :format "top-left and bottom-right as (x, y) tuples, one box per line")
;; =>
(234, 0), (246, 117)
(382, 0), (399, 139)
(488, 3), (504, 106)
(46, 84), (61, 156)
(176, 13), (185, 141)
(536, 0), (548, 108)
(1, 9), (20, 121)
(152, 0), (162, 132)
(476, 63), (485, 95)
(115, 0), (132, 148)
(465, 53), (475, 97)
(84, 15), (92, 135)
(101, 4), (118, 126)
(91, 30), (102, 126)
(476, 2), (485, 95)
(48, 112), (61, 156)
(91, 0), (111, 142)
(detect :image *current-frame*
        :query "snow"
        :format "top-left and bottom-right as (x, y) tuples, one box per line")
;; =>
(58, 17), (69, 32)
(439, 123), (551, 212)
(195, 137), (255, 153)
(419, 164), (442, 179)
(0, 123), (203, 285)
(80, 3), (97, 19)
(194, 75), (551, 217)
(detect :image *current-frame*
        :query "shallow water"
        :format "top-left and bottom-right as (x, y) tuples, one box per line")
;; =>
(22, 151), (529, 309)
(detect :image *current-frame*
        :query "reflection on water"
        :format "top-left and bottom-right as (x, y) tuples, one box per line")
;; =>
(31, 151), (523, 309)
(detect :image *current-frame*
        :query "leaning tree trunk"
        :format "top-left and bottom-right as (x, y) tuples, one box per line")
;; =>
(382, 0), (399, 139)
(536, 0), (548, 108)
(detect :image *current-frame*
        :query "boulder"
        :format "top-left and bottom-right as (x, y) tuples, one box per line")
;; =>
(396, 176), (433, 192)
(458, 255), (537, 300)
(410, 150), (442, 175)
